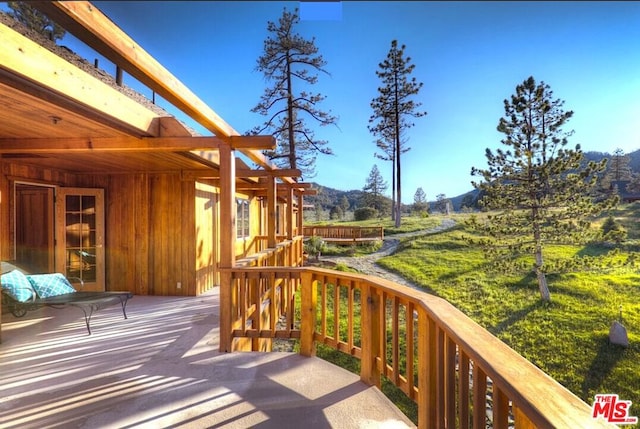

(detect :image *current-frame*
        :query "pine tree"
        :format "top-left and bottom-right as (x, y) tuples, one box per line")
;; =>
(369, 40), (426, 227)
(361, 164), (388, 214)
(251, 8), (337, 179)
(600, 148), (635, 195)
(434, 193), (451, 214)
(8, 1), (66, 42)
(339, 195), (350, 217)
(412, 187), (428, 213)
(470, 76), (617, 301)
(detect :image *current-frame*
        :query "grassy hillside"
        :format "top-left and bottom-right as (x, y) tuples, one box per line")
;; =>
(375, 206), (640, 420)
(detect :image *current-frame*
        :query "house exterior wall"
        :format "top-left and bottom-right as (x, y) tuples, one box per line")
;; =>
(0, 161), (207, 296)
(0, 159), (281, 298)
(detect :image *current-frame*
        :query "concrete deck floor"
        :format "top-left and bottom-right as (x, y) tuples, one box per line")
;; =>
(0, 289), (415, 429)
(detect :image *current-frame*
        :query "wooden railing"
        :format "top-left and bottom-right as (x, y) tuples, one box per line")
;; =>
(236, 236), (304, 268)
(224, 265), (614, 429)
(303, 225), (384, 243)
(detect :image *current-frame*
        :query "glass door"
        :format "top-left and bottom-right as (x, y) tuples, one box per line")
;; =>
(55, 188), (105, 291)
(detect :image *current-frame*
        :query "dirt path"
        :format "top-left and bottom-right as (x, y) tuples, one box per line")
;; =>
(320, 217), (457, 290)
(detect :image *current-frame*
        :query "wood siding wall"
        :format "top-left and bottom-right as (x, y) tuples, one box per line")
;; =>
(0, 159), (290, 298)
(0, 160), (222, 297)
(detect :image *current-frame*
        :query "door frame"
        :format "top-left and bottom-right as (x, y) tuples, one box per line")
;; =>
(13, 181), (55, 273)
(55, 187), (105, 292)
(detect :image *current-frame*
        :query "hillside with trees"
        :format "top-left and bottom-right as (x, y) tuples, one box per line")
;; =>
(305, 148), (640, 219)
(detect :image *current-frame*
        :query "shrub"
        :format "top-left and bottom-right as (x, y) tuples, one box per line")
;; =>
(304, 236), (326, 261)
(601, 216), (627, 244)
(354, 207), (377, 221)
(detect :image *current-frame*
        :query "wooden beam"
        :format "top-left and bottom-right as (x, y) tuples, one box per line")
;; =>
(236, 169), (302, 178)
(229, 135), (276, 150)
(0, 136), (225, 153)
(236, 181), (313, 190)
(279, 182), (314, 189)
(249, 189), (318, 197)
(30, 2), (234, 136)
(0, 21), (160, 136)
(30, 1), (285, 178)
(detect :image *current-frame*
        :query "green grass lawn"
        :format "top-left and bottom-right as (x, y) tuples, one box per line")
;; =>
(374, 209), (640, 421)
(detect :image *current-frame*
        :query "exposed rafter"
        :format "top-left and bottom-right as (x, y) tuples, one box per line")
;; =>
(236, 169), (302, 178)
(0, 135), (275, 154)
(30, 1), (291, 180)
(0, 20), (160, 136)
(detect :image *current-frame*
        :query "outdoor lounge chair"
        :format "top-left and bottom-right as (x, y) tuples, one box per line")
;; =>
(1, 262), (133, 335)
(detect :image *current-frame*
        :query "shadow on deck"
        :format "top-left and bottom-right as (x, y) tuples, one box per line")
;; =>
(0, 289), (414, 428)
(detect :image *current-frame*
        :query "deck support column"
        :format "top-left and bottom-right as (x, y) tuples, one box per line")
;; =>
(297, 192), (304, 234)
(267, 175), (277, 249)
(286, 186), (294, 240)
(219, 144), (236, 352)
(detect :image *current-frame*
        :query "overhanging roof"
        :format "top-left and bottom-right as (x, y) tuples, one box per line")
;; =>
(0, 2), (309, 192)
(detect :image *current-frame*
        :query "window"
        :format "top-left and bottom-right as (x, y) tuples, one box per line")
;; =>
(236, 199), (250, 238)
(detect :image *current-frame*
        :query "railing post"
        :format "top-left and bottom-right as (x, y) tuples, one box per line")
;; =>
(300, 271), (317, 356)
(360, 283), (381, 387)
(418, 311), (437, 429)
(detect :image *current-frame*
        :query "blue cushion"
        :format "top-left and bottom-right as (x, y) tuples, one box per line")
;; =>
(1, 269), (36, 302)
(27, 273), (76, 298)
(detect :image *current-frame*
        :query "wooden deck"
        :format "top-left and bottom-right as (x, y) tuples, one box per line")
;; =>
(0, 291), (414, 428)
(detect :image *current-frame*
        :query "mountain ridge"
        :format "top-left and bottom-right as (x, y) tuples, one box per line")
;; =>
(306, 149), (640, 212)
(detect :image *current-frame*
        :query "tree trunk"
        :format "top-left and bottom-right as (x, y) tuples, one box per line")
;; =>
(535, 247), (551, 301)
(286, 53), (296, 170)
(391, 149), (396, 222)
(394, 72), (401, 228)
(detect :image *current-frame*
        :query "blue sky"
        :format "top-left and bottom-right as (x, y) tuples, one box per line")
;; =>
(11, 1), (640, 202)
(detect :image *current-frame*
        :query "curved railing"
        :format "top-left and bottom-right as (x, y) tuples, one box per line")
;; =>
(224, 265), (614, 429)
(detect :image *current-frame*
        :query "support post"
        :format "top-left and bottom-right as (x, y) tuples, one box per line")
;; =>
(360, 283), (381, 387)
(267, 175), (277, 249)
(219, 145), (236, 352)
(300, 271), (317, 356)
(286, 187), (294, 240)
(297, 192), (304, 235)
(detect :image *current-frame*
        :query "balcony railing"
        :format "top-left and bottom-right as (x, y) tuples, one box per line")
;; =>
(223, 262), (614, 429)
(236, 236), (305, 268)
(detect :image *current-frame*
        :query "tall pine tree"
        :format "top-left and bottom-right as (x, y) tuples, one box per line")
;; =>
(251, 8), (337, 179)
(470, 76), (617, 301)
(369, 40), (426, 227)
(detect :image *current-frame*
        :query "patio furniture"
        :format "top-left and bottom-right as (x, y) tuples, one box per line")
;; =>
(1, 262), (133, 335)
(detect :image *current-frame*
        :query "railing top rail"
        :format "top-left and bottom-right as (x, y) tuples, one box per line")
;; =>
(225, 265), (611, 428)
(303, 225), (384, 231)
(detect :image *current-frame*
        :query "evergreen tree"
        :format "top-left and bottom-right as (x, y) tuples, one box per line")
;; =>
(369, 40), (426, 227)
(470, 76), (617, 301)
(434, 193), (451, 214)
(251, 8), (337, 179)
(329, 205), (343, 220)
(412, 187), (428, 213)
(8, 1), (66, 42)
(361, 165), (388, 214)
(339, 195), (350, 217)
(600, 148), (635, 195)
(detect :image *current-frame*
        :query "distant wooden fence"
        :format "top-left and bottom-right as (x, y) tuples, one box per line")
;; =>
(303, 226), (384, 245)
